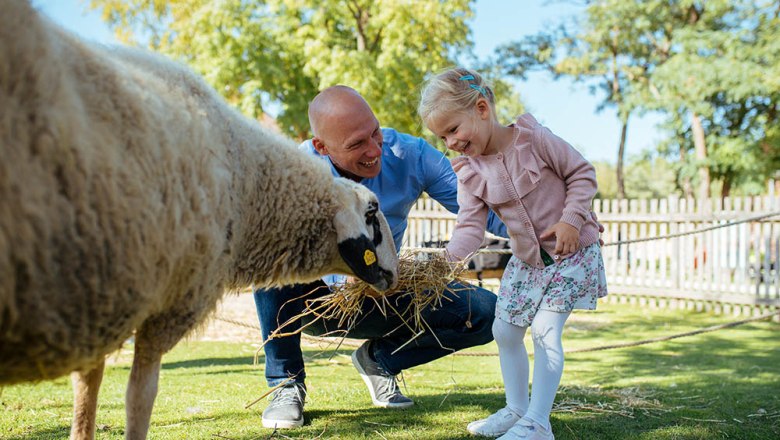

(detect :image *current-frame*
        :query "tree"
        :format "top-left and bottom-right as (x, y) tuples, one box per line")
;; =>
(591, 160), (617, 199)
(496, 0), (779, 199)
(624, 153), (677, 199)
(648, 0), (780, 198)
(591, 154), (676, 200)
(88, 0), (479, 140)
(495, 1), (664, 200)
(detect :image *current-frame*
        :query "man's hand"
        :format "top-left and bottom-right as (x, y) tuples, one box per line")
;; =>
(540, 222), (580, 256)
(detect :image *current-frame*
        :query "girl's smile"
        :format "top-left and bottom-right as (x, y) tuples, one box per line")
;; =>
(454, 141), (473, 155)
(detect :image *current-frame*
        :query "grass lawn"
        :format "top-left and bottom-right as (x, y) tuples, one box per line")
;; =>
(2, 303), (779, 439)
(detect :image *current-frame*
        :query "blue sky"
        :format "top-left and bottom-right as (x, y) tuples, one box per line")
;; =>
(33, 0), (665, 164)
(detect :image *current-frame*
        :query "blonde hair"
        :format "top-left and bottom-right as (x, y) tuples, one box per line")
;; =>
(418, 67), (496, 124)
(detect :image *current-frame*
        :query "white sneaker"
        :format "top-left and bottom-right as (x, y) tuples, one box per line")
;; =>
(467, 407), (523, 437)
(497, 417), (554, 440)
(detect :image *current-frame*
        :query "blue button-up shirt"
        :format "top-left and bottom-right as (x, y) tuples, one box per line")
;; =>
(301, 128), (507, 285)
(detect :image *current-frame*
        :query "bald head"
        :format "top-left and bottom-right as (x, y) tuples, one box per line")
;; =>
(308, 86), (375, 141)
(308, 85), (384, 181)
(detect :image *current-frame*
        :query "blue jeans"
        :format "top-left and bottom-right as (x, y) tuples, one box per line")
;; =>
(254, 280), (496, 386)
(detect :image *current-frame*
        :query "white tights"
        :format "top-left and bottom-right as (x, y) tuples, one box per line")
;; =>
(492, 310), (570, 430)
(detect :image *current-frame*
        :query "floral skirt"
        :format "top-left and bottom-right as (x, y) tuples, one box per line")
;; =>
(496, 243), (608, 327)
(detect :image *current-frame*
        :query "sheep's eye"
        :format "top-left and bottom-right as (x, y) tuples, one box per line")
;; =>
(366, 201), (378, 220)
(365, 201), (382, 246)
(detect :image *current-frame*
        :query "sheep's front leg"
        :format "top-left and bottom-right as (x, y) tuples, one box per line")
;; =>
(125, 341), (163, 440)
(70, 360), (105, 440)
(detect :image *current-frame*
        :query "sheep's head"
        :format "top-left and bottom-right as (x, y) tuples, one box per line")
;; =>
(332, 178), (398, 292)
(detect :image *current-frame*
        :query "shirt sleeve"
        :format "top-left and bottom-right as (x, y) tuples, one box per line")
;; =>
(417, 139), (460, 213)
(536, 127), (598, 230)
(485, 207), (508, 238)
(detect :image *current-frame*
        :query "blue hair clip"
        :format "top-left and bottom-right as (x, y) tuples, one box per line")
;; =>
(469, 84), (488, 98)
(459, 74), (488, 98)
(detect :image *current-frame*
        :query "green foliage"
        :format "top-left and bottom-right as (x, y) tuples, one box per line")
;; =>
(494, 0), (780, 197)
(593, 154), (677, 199)
(644, 1), (780, 196)
(623, 154), (678, 199)
(593, 160), (618, 199)
(2, 303), (779, 439)
(88, 0), (483, 140)
(494, 0), (682, 199)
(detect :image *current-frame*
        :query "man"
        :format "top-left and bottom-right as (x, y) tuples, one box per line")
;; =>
(254, 85), (508, 429)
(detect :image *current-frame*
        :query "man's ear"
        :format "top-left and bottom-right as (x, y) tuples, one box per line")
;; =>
(312, 137), (329, 156)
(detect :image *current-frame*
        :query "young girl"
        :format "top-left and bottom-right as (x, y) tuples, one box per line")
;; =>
(418, 68), (607, 440)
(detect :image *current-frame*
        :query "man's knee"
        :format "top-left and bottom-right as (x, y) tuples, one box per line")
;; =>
(461, 283), (496, 315)
(462, 285), (497, 345)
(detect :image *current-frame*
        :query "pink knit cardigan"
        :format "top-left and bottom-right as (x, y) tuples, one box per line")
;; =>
(446, 114), (600, 269)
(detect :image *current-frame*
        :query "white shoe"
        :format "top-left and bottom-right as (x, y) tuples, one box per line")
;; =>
(467, 407), (523, 437)
(497, 417), (554, 440)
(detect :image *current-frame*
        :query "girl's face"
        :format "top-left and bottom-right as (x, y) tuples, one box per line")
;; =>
(426, 98), (493, 157)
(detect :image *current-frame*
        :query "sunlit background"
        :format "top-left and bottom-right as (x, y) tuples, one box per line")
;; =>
(34, 0), (779, 199)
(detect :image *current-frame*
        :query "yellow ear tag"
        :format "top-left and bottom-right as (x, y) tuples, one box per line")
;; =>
(363, 249), (377, 266)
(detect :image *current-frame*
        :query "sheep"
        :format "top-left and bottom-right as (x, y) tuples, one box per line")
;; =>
(0, 1), (398, 439)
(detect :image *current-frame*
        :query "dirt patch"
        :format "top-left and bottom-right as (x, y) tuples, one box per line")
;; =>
(193, 292), (262, 343)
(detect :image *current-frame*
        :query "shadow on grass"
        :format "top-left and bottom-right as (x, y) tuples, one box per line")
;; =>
(161, 355), (258, 370)
(6, 387), (777, 440)
(3, 423), (126, 440)
(9, 313), (777, 440)
(297, 387), (778, 440)
(579, 329), (780, 388)
(4, 426), (71, 440)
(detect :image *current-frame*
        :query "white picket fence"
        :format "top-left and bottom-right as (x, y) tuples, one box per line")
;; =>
(403, 195), (780, 309)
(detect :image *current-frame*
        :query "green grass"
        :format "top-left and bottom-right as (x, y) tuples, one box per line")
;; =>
(2, 303), (779, 439)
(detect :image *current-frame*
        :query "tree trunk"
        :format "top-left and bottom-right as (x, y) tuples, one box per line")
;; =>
(347, 1), (369, 51)
(691, 112), (710, 200)
(616, 117), (628, 199)
(679, 145), (694, 198)
(722, 174), (732, 199)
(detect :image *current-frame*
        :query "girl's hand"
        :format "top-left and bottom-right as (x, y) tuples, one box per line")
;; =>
(539, 222), (580, 256)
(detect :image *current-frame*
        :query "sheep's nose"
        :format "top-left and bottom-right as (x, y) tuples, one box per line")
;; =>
(380, 268), (397, 291)
(368, 268), (396, 293)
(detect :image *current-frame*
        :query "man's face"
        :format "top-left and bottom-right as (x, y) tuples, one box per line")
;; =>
(313, 105), (383, 181)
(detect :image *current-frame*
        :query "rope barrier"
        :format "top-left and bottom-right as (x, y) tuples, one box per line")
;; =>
(214, 210), (780, 358)
(214, 310), (780, 357)
(401, 210), (780, 255)
(456, 310), (780, 357)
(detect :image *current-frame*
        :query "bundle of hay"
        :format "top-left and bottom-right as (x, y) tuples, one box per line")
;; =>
(268, 252), (470, 341)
